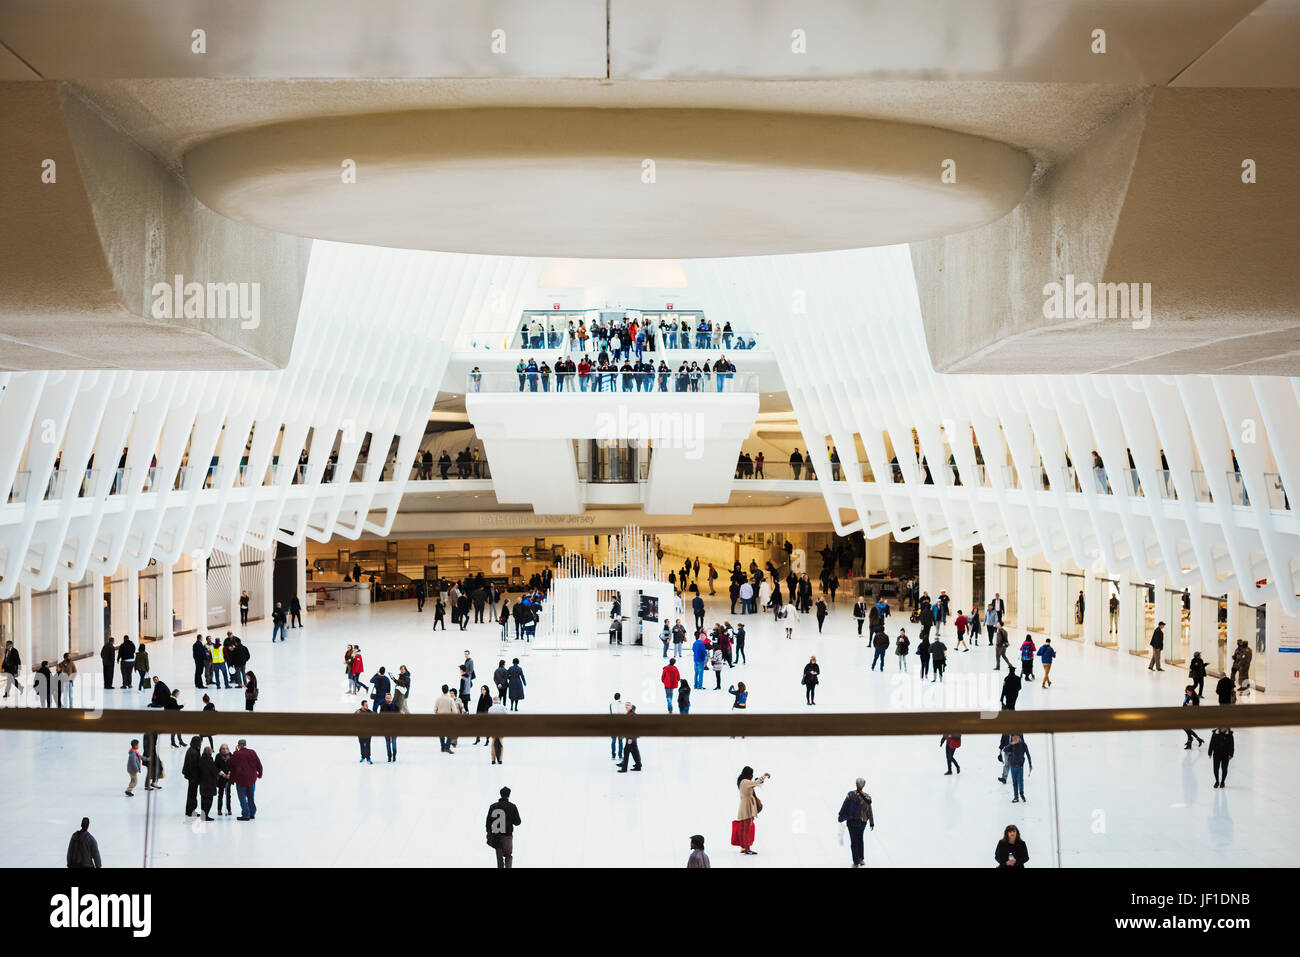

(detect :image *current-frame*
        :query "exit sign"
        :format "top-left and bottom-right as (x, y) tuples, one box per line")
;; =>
(552, 302), (560, 310)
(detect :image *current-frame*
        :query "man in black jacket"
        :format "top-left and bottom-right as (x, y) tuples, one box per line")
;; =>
(182, 736), (203, 817)
(117, 635), (136, 690)
(1148, 622), (1166, 671)
(1001, 671), (1022, 710)
(192, 635), (208, 687)
(486, 786), (522, 868)
(100, 635), (116, 689)
(66, 818), (101, 868)
(2, 641), (23, 698)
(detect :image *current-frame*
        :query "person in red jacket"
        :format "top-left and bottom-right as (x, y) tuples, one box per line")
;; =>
(954, 611), (970, 648)
(661, 658), (681, 713)
(350, 647), (368, 695)
(227, 739), (263, 821)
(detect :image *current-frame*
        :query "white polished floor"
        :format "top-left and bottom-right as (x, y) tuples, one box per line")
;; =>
(2, 591), (1296, 868)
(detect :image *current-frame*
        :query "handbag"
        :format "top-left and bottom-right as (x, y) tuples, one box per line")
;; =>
(755, 796), (764, 814)
(142, 676), (152, 689)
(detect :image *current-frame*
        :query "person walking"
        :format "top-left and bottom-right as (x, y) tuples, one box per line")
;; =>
(376, 693), (399, 762)
(435, 685), (458, 753)
(1019, 635), (1036, 681)
(1148, 621), (1166, 671)
(289, 594), (302, 628)
(802, 656), (820, 705)
(871, 629), (889, 672)
(117, 635), (136, 691)
(473, 685), (493, 747)
(1037, 639), (1056, 687)
(836, 778), (874, 867)
(125, 739), (143, 796)
(488, 694), (507, 765)
(1208, 727), (1234, 788)
(955, 609), (970, 647)
(930, 636), (948, 683)
(608, 692), (624, 761)
(687, 834), (710, 868)
(916, 630), (931, 681)
(941, 733), (962, 774)
(506, 659), (526, 711)
(995, 824), (1028, 868)
(995, 626), (1013, 672)
(895, 629), (910, 671)
(356, 699), (374, 763)
(1182, 686), (1205, 749)
(66, 818), (101, 868)
(1001, 670), (1021, 710)
(1002, 734), (1032, 802)
(1189, 651), (1207, 698)
(710, 644), (725, 689)
(271, 602), (288, 642)
(228, 739), (263, 821)
(617, 702), (642, 772)
(661, 659), (681, 713)
(733, 767), (769, 855)
(815, 598), (828, 633)
(486, 786), (522, 869)
(132, 644), (149, 691)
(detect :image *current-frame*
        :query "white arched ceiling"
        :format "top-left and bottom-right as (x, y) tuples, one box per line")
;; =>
(683, 246), (1300, 614)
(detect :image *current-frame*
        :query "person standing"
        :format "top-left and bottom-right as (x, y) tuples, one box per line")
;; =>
(117, 635), (136, 691)
(215, 744), (233, 815)
(271, 602), (288, 642)
(243, 671), (259, 712)
(983, 603), (999, 649)
(197, 747), (219, 821)
(457, 665), (473, 714)
(132, 644), (149, 691)
(1019, 635), (1037, 681)
(289, 594), (302, 628)
(709, 644), (724, 689)
(733, 767), (769, 855)
(895, 629), (910, 671)
(691, 631), (707, 689)
(802, 656), (820, 705)
(488, 694), (507, 765)
(930, 636), (947, 683)
(1002, 734), (1032, 802)
(1001, 670), (1021, 710)
(940, 733), (962, 774)
(209, 638), (229, 689)
(486, 786), (522, 868)
(506, 659), (526, 711)
(191, 634), (207, 688)
(125, 739), (143, 796)
(182, 736), (203, 818)
(836, 778), (874, 868)
(435, 685), (458, 753)
(1182, 686), (1204, 749)
(57, 653), (77, 707)
(99, 635), (116, 690)
(995, 825), (1028, 868)
(677, 679), (691, 715)
(66, 818), (101, 868)
(1207, 727), (1234, 788)
(661, 659), (681, 713)
(473, 686), (493, 747)
(376, 693), (399, 762)
(916, 630), (931, 681)
(1037, 639), (1056, 687)
(853, 597), (867, 635)
(493, 659), (509, 703)
(687, 834), (710, 868)
(1232, 639), (1254, 695)
(1148, 621), (1166, 671)
(617, 702), (642, 772)
(239, 590), (250, 625)
(691, 593), (705, 631)
(1215, 672), (1235, 705)
(815, 598), (828, 633)
(672, 619), (686, 660)
(433, 598), (446, 630)
(356, 699), (373, 763)
(228, 739), (263, 821)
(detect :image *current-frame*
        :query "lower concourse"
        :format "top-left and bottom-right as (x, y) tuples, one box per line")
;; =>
(2, 590), (1293, 868)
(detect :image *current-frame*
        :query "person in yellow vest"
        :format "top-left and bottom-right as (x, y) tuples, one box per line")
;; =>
(210, 638), (230, 689)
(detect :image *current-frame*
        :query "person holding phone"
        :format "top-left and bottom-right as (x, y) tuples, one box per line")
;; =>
(995, 825), (1029, 867)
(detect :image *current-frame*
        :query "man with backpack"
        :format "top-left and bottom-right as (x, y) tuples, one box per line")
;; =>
(836, 778), (875, 868)
(66, 818), (101, 868)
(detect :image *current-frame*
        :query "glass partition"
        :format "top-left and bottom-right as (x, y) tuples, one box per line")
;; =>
(1098, 578), (1120, 647)
(1063, 573), (1085, 640)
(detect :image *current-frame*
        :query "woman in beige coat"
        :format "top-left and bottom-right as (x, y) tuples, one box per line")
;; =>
(734, 766), (770, 855)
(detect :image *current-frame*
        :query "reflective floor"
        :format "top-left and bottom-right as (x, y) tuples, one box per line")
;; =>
(2, 592), (1296, 867)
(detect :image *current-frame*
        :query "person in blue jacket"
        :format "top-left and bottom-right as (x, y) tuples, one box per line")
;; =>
(1037, 638), (1056, 687)
(691, 633), (708, 689)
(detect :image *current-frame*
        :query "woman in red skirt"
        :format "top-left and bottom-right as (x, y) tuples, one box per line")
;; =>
(733, 767), (770, 855)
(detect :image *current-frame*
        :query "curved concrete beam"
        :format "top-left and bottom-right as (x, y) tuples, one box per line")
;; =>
(185, 108), (1034, 258)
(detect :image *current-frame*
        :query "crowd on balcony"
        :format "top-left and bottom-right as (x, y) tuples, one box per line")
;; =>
(517, 314), (757, 352)
(509, 355), (740, 393)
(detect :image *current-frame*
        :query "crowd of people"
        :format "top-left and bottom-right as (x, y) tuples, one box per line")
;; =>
(515, 314), (757, 353)
(504, 354), (742, 393)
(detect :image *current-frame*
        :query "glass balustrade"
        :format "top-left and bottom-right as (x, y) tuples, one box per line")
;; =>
(1264, 473), (1290, 510)
(467, 370), (759, 394)
(1224, 471), (1250, 506)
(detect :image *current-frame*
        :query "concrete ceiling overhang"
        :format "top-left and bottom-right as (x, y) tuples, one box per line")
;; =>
(183, 107), (1034, 258)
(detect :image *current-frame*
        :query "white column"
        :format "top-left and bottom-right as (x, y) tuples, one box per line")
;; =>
(1015, 558), (1031, 634)
(917, 537), (932, 595)
(1225, 590), (1241, 678)
(55, 578), (70, 657)
(159, 562), (174, 643)
(125, 566), (140, 643)
(952, 545), (973, 621)
(1118, 568), (1135, 656)
(193, 556), (208, 633)
(262, 545), (274, 621)
(17, 584), (33, 687)
(296, 543), (308, 616)
(1049, 562), (1064, 639)
(110, 573), (129, 638)
(983, 548), (998, 616)
(228, 547), (242, 633)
